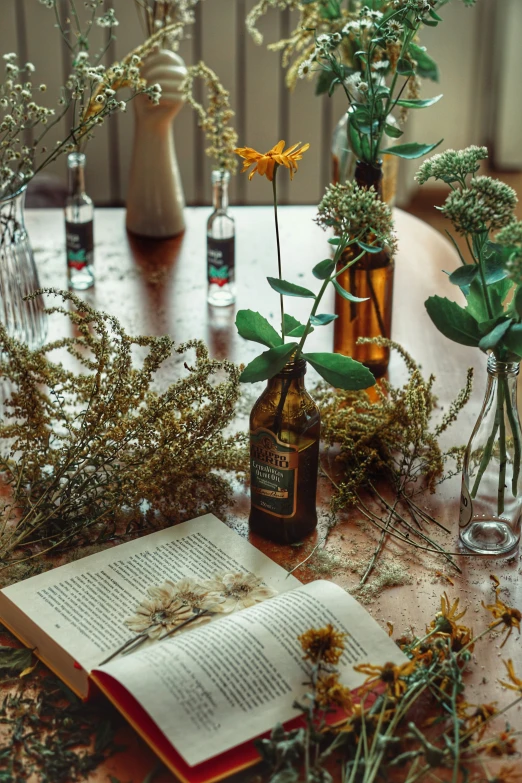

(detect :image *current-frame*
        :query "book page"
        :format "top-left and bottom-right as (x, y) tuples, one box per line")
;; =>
(96, 580), (407, 767)
(0, 515), (299, 672)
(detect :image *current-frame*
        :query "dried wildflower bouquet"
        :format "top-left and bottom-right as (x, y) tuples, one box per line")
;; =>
(418, 146), (522, 553)
(0, 290), (245, 567)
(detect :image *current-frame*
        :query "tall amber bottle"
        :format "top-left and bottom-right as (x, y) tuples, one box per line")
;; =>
(249, 359), (320, 544)
(333, 160), (394, 378)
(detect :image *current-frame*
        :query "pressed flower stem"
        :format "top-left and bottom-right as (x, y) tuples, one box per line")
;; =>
(272, 166), (285, 341)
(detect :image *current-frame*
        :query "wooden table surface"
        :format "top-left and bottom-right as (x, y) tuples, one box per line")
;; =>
(22, 207), (522, 781)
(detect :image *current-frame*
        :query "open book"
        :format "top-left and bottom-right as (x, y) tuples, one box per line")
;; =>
(0, 514), (406, 783)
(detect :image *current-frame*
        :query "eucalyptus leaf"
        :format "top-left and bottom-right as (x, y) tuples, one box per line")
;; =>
(267, 277), (316, 299)
(358, 241), (383, 254)
(380, 140), (443, 159)
(313, 258), (336, 279)
(466, 278), (489, 322)
(310, 313), (338, 326)
(397, 57), (415, 76)
(478, 320), (512, 352)
(236, 310), (282, 348)
(395, 94), (442, 109)
(504, 324), (522, 357)
(384, 123), (403, 138)
(448, 265), (477, 287)
(408, 42), (439, 81)
(425, 295), (481, 347)
(333, 279), (369, 303)
(303, 352), (375, 390)
(240, 343), (298, 383)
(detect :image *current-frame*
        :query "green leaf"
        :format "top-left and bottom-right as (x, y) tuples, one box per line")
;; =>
(333, 279), (369, 303)
(313, 258), (336, 280)
(384, 122), (403, 139)
(425, 295), (481, 346)
(395, 94), (443, 109)
(504, 324), (522, 357)
(267, 277), (316, 299)
(328, 237), (341, 246)
(449, 265), (477, 287)
(348, 118), (363, 159)
(284, 314), (313, 337)
(303, 352), (375, 390)
(236, 310), (282, 349)
(397, 57), (415, 76)
(478, 320), (512, 352)
(484, 256), (509, 285)
(422, 18), (439, 27)
(380, 140), (443, 159)
(489, 277), (513, 313)
(240, 343), (298, 383)
(310, 313), (338, 326)
(0, 646), (33, 674)
(429, 8), (443, 20)
(465, 278), (489, 322)
(408, 42), (439, 81)
(358, 241), (383, 254)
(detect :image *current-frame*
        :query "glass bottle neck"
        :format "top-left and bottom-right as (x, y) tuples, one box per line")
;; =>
(212, 171), (229, 211)
(355, 160), (383, 197)
(68, 163), (86, 197)
(266, 361), (307, 392)
(487, 354), (520, 379)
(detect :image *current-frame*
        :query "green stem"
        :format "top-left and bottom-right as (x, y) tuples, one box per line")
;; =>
(272, 167), (285, 341)
(497, 377), (507, 514)
(501, 374), (521, 496)
(471, 413), (500, 499)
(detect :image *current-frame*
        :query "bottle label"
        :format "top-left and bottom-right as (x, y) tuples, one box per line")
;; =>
(66, 220), (94, 271)
(459, 481), (473, 528)
(250, 428), (299, 518)
(207, 237), (234, 287)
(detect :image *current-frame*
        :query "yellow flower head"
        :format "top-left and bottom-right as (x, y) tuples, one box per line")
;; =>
(483, 591), (521, 648)
(315, 673), (353, 711)
(298, 624), (345, 664)
(499, 659), (522, 694)
(354, 660), (416, 700)
(234, 139), (310, 181)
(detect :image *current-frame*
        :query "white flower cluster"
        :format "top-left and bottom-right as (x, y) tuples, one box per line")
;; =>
(0, 55), (54, 193)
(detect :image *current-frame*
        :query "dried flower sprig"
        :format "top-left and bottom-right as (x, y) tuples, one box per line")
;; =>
(259, 582), (522, 783)
(135, 0), (203, 49)
(0, 289), (247, 566)
(0, 5), (168, 196)
(315, 338), (473, 586)
(182, 62), (238, 173)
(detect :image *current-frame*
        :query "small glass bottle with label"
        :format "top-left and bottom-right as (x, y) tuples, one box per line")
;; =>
(207, 169), (235, 306)
(249, 358), (320, 544)
(65, 151), (94, 290)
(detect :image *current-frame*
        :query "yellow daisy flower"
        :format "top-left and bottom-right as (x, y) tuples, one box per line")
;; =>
(234, 139), (310, 181)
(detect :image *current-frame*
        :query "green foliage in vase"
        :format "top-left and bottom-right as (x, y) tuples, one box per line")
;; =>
(417, 145), (522, 514)
(246, 0), (475, 166)
(0, 290), (246, 566)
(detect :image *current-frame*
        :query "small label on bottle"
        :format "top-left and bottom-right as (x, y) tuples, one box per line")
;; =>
(250, 428), (299, 518)
(459, 481), (473, 528)
(207, 236), (234, 287)
(66, 220), (94, 271)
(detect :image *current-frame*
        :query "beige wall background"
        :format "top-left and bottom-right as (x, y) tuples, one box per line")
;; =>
(0, 0), (518, 207)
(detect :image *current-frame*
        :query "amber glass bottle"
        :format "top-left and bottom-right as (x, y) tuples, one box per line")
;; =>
(249, 359), (320, 544)
(333, 160), (394, 378)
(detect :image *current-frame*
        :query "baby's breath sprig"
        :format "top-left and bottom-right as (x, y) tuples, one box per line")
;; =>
(181, 62), (238, 173)
(0, 5), (169, 196)
(134, 0), (202, 49)
(0, 290), (246, 566)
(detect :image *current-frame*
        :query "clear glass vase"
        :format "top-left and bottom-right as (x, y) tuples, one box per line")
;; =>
(459, 356), (522, 555)
(0, 182), (47, 349)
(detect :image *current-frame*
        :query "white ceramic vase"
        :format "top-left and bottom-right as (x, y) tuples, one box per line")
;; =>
(126, 49), (187, 238)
